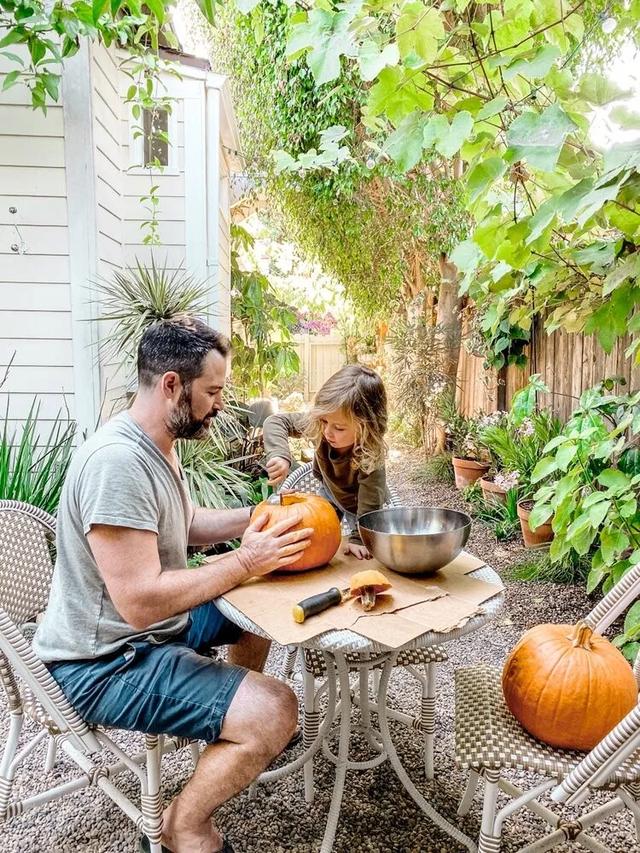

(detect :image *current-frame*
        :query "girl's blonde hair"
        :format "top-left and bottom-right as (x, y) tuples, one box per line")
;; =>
(305, 364), (387, 474)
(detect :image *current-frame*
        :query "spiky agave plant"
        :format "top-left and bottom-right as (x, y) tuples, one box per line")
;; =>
(94, 256), (213, 367)
(0, 401), (76, 514)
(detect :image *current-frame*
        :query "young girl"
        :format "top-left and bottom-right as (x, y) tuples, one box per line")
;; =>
(263, 364), (388, 559)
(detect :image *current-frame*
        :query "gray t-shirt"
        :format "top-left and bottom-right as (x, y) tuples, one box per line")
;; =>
(33, 411), (194, 662)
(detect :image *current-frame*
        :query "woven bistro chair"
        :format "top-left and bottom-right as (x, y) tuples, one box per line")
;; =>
(455, 561), (640, 852)
(0, 500), (199, 853)
(277, 461), (449, 783)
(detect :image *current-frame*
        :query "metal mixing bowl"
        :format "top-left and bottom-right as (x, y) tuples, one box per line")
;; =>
(358, 507), (472, 575)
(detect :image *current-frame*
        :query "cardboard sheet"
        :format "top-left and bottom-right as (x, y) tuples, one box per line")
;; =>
(220, 543), (503, 648)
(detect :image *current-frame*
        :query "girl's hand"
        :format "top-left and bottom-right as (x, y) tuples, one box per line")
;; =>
(344, 542), (372, 560)
(266, 456), (291, 486)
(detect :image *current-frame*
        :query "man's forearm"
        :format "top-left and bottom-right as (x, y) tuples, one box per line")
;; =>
(189, 506), (251, 546)
(129, 549), (251, 628)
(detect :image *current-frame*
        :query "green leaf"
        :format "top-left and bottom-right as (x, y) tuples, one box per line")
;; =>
(0, 30), (26, 49)
(506, 104), (578, 172)
(144, 0), (165, 24)
(597, 468), (631, 491)
(586, 565), (605, 594)
(396, 3), (444, 64)
(610, 105), (640, 130)
(624, 600), (640, 635)
(603, 254), (640, 297)
(42, 73), (59, 101)
(1, 70), (20, 91)
(503, 44), (561, 82)
(528, 503), (553, 529)
(92, 0), (109, 21)
(601, 527), (630, 563)
(287, 7), (357, 86)
(555, 442), (578, 471)
(358, 40), (399, 82)
(476, 95), (508, 121)
(587, 500), (611, 528)
(435, 111), (473, 158)
(466, 157), (506, 204)
(531, 455), (557, 483)
(578, 73), (632, 106)
(384, 111), (427, 172)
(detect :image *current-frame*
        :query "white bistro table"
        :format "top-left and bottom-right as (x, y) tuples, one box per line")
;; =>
(216, 563), (504, 853)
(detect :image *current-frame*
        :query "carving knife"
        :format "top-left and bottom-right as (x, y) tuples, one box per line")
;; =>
(292, 587), (351, 623)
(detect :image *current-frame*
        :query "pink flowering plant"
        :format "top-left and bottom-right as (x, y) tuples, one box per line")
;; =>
(292, 310), (338, 337)
(478, 376), (563, 498)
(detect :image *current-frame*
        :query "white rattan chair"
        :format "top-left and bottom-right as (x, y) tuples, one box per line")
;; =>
(0, 500), (199, 853)
(277, 461), (449, 782)
(455, 561), (640, 852)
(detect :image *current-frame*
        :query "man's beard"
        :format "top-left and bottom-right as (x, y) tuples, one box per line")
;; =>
(167, 385), (218, 440)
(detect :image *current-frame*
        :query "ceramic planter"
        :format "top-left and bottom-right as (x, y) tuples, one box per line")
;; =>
(479, 476), (508, 505)
(451, 457), (490, 489)
(517, 500), (554, 548)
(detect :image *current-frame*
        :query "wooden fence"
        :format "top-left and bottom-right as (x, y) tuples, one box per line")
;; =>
(291, 333), (346, 401)
(457, 319), (640, 421)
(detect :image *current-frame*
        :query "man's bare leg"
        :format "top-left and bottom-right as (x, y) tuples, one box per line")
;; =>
(227, 631), (271, 672)
(160, 672), (297, 853)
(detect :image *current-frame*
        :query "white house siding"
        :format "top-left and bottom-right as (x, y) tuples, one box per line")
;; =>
(217, 148), (232, 336)
(91, 42), (127, 417)
(0, 48), (75, 436)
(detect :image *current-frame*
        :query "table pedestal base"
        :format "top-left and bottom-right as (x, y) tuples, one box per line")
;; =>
(255, 649), (477, 853)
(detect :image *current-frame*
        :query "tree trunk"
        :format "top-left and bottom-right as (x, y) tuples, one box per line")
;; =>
(436, 252), (463, 385)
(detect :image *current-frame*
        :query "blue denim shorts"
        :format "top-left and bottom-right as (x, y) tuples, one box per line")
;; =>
(48, 602), (247, 743)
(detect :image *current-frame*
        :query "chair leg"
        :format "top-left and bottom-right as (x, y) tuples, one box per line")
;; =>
(628, 782), (640, 842)
(458, 769), (481, 816)
(422, 662), (436, 780)
(479, 769), (502, 853)
(303, 661), (319, 804)
(0, 711), (23, 821)
(142, 734), (164, 853)
(281, 647), (298, 681)
(44, 735), (57, 773)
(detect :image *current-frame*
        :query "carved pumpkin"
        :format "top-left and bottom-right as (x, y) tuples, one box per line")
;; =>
(502, 621), (638, 751)
(251, 492), (342, 572)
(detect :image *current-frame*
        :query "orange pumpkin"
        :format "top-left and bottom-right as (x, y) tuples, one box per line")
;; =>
(251, 492), (342, 572)
(502, 621), (638, 751)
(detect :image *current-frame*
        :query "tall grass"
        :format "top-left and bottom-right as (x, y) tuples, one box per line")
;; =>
(0, 402), (76, 514)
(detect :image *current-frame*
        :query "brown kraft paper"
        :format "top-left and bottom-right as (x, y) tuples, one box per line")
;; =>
(219, 543), (503, 648)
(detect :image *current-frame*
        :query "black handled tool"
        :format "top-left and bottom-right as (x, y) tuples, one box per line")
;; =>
(292, 587), (350, 623)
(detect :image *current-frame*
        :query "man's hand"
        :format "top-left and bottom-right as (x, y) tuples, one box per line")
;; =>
(236, 512), (312, 576)
(266, 456), (291, 486)
(344, 542), (372, 560)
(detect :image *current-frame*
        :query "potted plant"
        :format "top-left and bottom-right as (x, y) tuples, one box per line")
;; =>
(445, 410), (490, 488)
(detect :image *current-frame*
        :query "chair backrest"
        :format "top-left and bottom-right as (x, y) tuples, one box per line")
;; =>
(0, 500), (56, 626)
(550, 561), (640, 806)
(0, 500), (98, 751)
(278, 461), (400, 535)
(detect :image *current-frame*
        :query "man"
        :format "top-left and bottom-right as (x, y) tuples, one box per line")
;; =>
(34, 317), (312, 853)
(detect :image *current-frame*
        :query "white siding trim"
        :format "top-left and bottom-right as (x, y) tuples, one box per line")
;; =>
(62, 43), (101, 437)
(205, 84), (226, 335)
(184, 82), (208, 292)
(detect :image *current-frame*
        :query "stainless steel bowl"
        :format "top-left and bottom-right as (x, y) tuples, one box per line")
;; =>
(358, 507), (472, 575)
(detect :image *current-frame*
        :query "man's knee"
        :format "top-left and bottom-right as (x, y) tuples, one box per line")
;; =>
(222, 671), (297, 752)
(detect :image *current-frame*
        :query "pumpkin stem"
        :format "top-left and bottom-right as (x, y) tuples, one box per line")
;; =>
(280, 493), (305, 507)
(571, 621), (594, 649)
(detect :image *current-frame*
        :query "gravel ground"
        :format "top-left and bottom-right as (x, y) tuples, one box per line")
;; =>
(1, 449), (636, 852)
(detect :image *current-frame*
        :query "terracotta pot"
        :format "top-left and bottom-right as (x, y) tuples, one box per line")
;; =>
(517, 501), (554, 548)
(451, 457), (490, 489)
(479, 477), (508, 505)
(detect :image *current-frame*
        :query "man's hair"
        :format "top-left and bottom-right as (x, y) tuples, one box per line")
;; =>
(137, 316), (230, 388)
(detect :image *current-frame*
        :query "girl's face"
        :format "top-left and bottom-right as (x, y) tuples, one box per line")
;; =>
(319, 409), (357, 451)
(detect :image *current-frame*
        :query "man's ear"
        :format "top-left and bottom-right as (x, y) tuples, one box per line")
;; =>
(160, 371), (181, 400)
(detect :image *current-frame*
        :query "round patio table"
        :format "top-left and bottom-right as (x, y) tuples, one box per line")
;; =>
(216, 563), (504, 853)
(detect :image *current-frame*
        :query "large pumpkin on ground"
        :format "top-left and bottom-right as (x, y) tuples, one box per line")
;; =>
(251, 493), (342, 572)
(502, 621), (638, 751)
